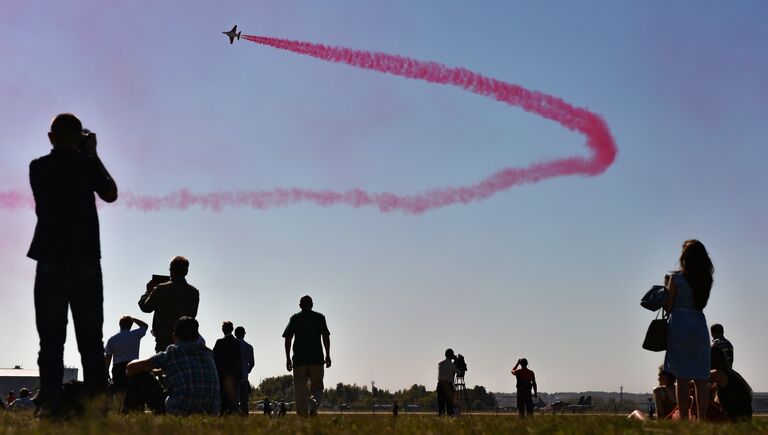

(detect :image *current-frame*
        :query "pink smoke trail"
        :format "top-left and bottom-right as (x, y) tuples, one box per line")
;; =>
(0, 36), (616, 214)
(0, 190), (34, 211)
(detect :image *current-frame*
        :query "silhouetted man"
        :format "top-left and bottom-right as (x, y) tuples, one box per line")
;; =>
(139, 256), (199, 352)
(437, 348), (458, 416)
(234, 326), (255, 415)
(511, 358), (537, 418)
(213, 321), (242, 414)
(127, 317), (220, 415)
(711, 323), (734, 368)
(647, 397), (656, 419)
(28, 113), (118, 414)
(283, 295), (331, 417)
(262, 397), (273, 416)
(104, 316), (148, 395)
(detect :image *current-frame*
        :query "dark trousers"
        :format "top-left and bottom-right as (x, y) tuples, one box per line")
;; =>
(34, 261), (107, 411)
(436, 380), (455, 416)
(239, 380), (251, 415)
(219, 374), (239, 415)
(111, 361), (129, 392)
(123, 373), (165, 413)
(517, 392), (534, 418)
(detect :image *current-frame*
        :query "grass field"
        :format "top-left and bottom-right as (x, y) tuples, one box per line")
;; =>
(1, 413), (766, 434)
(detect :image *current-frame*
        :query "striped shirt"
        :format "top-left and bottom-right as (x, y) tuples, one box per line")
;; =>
(713, 336), (734, 368)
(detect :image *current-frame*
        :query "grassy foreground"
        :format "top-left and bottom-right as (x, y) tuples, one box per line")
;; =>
(1, 413), (766, 435)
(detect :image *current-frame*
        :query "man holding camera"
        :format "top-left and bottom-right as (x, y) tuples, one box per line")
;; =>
(28, 113), (118, 414)
(139, 256), (200, 352)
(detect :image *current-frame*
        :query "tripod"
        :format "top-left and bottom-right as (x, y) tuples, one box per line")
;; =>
(454, 374), (471, 416)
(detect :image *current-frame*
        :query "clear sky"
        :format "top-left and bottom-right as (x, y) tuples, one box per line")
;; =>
(1, 1), (766, 394)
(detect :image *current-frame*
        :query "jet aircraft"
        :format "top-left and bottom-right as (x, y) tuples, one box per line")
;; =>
(223, 25), (241, 44)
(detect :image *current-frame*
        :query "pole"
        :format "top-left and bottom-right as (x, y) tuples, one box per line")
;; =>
(620, 386), (624, 411)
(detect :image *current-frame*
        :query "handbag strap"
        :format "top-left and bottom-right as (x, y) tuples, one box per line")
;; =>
(655, 307), (669, 320)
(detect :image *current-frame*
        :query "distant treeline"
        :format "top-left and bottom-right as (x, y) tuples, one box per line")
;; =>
(253, 375), (497, 410)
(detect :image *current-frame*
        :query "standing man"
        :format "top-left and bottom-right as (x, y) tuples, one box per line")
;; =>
(711, 323), (734, 368)
(437, 348), (458, 416)
(213, 321), (242, 414)
(234, 326), (255, 415)
(28, 113), (118, 414)
(511, 358), (537, 418)
(139, 256), (199, 352)
(262, 397), (273, 416)
(647, 397), (656, 419)
(282, 295), (331, 417)
(104, 316), (148, 396)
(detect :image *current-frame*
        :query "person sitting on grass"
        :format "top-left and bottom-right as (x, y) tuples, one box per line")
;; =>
(7, 388), (36, 412)
(127, 316), (220, 415)
(709, 346), (752, 421)
(660, 347), (752, 421)
(653, 366), (677, 418)
(627, 366), (677, 421)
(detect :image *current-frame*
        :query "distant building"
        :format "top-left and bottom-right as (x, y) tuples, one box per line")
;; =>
(0, 366), (78, 398)
(753, 393), (768, 413)
(493, 393), (517, 410)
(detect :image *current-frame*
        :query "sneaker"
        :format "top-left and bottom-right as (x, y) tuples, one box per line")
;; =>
(309, 397), (319, 417)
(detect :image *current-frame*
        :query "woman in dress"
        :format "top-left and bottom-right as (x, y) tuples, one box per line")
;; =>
(664, 239), (714, 421)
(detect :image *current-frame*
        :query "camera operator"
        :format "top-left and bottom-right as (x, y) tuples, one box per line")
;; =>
(437, 349), (459, 416)
(28, 113), (118, 415)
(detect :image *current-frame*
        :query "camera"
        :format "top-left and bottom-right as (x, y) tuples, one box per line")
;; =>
(454, 354), (468, 376)
(78, 129), (95, 153)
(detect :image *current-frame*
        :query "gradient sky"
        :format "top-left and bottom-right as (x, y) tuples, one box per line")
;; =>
(1, 1), (766, 395)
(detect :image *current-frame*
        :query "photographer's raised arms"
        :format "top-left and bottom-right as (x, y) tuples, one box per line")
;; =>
(27, 113), (118, 417)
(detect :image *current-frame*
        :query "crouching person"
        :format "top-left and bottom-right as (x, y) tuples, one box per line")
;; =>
(126, 317), (221, 415)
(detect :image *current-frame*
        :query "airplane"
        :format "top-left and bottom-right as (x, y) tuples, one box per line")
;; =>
(542, 400), (570, 414)
(222, 25), (241, 44)
(566, 395), (594, 413)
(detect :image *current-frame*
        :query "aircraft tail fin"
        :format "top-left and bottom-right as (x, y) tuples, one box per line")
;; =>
(237, 32), (241, 40)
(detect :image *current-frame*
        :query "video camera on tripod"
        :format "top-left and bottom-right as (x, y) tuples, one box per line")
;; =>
(454, 353), (468, 377)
